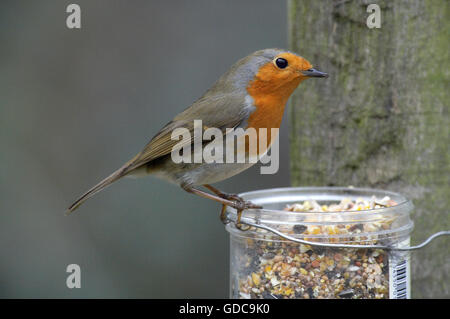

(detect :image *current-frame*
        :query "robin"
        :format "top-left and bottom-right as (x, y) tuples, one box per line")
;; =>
(67, 48), (328, 227)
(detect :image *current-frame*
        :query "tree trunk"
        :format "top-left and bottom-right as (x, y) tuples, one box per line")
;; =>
(288, 0), (449, 298)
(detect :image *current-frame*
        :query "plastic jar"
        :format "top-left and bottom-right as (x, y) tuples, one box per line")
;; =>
(225, 187), (414, 299)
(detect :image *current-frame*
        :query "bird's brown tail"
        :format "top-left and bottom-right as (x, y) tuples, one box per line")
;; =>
(66, 158), (138, 214)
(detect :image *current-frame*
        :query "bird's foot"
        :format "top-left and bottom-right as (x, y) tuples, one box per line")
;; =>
(219, 198), (261, 230)
(234, 208), (251, 231)
(232, 197), (261, 211)
(220, 192), (242, 201)
(229, 197), (261, 231)
(201, 185), (261, 229)
(219, 192), (262, 210)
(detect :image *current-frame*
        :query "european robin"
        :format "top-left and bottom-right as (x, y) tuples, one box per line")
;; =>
(67, 48), (327, 226)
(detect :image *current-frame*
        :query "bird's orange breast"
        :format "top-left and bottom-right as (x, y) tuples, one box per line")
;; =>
(245, 62), (303, 153)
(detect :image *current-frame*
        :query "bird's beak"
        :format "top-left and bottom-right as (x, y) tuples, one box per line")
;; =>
(301, 68), (328, 78)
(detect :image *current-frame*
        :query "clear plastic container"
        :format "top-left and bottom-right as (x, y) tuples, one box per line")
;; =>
(225, 187), (414, 299)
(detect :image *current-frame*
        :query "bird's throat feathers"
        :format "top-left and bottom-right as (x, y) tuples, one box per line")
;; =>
(245, 60), (304, 141)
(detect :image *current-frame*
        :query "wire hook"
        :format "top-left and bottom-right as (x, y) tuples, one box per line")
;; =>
(231, 214), (450, 251)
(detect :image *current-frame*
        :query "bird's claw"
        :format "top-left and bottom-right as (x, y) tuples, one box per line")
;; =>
(221, 193), (243, 202)
(218, 193), (261, 231)
(235, 218), (251, 231)
(232, 197), (262, 211)
(233, 200), (259, 232)
(220, 193), (262, 209)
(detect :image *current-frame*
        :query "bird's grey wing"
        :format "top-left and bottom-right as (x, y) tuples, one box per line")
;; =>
(125, 91), (253, 172)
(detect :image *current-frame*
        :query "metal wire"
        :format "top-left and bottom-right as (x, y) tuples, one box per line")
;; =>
(235, 217), (450, 251)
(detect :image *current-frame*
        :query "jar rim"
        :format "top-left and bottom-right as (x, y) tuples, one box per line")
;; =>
(226, 186), (412, 218)
(225, 187), (414, 241)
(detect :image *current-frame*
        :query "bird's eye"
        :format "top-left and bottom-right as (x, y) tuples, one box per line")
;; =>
(275, 58), (288, 69)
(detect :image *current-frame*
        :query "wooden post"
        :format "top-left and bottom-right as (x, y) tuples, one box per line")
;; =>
(289, 0), (449, 297)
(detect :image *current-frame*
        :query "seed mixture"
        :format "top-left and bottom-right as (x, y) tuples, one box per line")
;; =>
(233, 196), (399, 299)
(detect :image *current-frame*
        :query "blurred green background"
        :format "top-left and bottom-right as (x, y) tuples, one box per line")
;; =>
(0, 0), (292, 297)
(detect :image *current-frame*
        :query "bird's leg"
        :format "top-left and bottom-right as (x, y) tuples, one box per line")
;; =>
(203, 184), (261, 209)
(203, 184), (260, 230)
(182, 185), (259, 230)
(182, 185), (236, 207)
(204, 184), (242, 202)
(219, 204), (229, 224)
(235, 208), (251, 231)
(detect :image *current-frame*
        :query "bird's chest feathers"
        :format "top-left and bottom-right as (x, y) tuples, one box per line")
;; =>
(245, 77), (300, 131)
(243, 95), (285, 153)
(246, 94), (287, 131)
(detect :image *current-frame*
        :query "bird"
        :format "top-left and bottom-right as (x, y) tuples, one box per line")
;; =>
(67, 48), (328, 227)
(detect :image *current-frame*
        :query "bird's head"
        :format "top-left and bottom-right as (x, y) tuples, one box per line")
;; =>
(230, 48), (327, 98)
